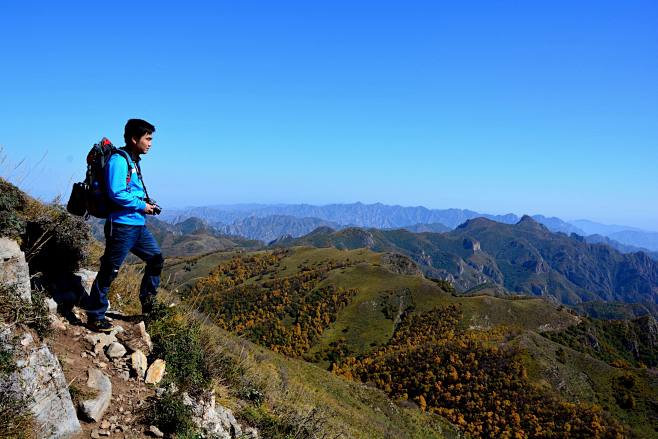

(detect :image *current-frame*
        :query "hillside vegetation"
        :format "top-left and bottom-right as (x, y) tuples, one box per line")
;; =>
(166, 246), (658, 438)
(278, 217), (658, 315)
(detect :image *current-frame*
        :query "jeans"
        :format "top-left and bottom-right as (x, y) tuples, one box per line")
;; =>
(85, 221), (163, 320)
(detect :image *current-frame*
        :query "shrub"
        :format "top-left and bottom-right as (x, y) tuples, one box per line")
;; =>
(147, 304), (210, 390)
(23, 201), (90, 274)
(145, 391), (197, 437)
(0, 179), (27, 240)
(0, 284), (51, 338)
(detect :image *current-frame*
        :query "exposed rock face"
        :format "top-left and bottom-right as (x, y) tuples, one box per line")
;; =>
(80, 368), (112, 422)
(1, 239), (81, 438)
(182, 392), (257, 439)
(0, 237), (31, 301)
(463, 238), (481, 252)
(1, 332), (82, 438)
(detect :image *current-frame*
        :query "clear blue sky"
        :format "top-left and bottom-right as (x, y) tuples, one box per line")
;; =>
(1, 1), (657, 230)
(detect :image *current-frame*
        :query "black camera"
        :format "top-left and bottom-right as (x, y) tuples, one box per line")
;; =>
(145, 198), (162, 215)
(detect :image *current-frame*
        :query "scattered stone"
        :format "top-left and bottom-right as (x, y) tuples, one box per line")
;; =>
(130, 350), (148, 379)
(120, 370), (130, 381)
(80, 368), (112, 422)
(106, 342), (127, 359)
(81, 352), (87, 358)
(90, 429), (101, 439)
(86, 333), (118, 354)
(50, 315), (67, 331)
(109, 415), (118, 423)
(100, 420), (110, 429)
(46, 297), (58, 314)
(98, 430), (110, 436)
(20, 333), (33, 347)
(137, 321), (153, 351)
(148, 425), (164, 438)
(145, 359), (166, 385)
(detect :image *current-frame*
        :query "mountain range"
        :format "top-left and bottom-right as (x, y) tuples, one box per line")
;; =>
(273, 216), (658, 316)
(160, 202), (658, 252)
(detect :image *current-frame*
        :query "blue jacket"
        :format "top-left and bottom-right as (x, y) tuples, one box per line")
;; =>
(106, 149), (148, 225)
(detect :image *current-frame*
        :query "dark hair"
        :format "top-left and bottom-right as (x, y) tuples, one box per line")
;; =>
(124, 119), (156, 144)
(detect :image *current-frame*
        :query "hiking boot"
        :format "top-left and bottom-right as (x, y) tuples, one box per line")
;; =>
(62, 311), (83, 326)
(86, 318), (114, 333)
(141, 297), (156, 316)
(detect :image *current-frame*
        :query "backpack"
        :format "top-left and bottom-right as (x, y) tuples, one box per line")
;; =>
(67, 137), (133, 218)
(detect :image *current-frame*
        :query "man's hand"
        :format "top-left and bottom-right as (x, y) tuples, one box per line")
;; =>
(144, 203), (157, 215)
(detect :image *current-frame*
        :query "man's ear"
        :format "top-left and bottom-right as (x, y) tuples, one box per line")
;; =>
(130, 136), (139, 146)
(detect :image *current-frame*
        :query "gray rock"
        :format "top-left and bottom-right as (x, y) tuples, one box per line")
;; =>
(148, 425), (164, 437)
(131, 350), (148, 379)
(0, 237), (31, 301)
(46, 297), (59, 314)
(183, 392), (249, 439)
(1, 335), (82, 438)
(80, 368), (112, 422)
(137, 321), (153, 351)
(85, 333), (117, 354)
(105, 342), (127, 359)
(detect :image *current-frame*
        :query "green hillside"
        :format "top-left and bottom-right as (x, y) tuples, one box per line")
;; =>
(279, 218), (658, 314)
(165, 246), (658, 438)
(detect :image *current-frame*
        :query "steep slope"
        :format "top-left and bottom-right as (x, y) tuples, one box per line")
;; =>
(167, 246), (658, 437)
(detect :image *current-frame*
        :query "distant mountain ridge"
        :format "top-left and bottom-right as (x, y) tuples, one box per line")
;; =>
(160, 202), (657, 251)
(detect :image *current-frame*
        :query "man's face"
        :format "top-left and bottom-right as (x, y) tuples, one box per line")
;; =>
(132, 133), (153, 155)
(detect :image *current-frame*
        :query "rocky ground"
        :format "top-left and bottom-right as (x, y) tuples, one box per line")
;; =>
(48, 311), (161, 438)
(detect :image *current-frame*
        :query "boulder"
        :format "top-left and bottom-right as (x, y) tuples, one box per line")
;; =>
(145, 359), (166, 385)
(80, 368), (112, 422)
(0, 237), (31, 301)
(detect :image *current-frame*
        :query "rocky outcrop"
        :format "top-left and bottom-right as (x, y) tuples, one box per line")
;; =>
(0, 237), (31, 301)
(183, 392), (259, 439)
(463, 238), (481, 252)
(1, 238), (81, 438)
(1, 331), (82, 438)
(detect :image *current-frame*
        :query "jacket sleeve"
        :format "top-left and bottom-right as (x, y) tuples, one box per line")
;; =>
(106, 154), (147, 212)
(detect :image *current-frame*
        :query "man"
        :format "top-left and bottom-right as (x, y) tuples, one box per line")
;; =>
(84, 119), (163, 332)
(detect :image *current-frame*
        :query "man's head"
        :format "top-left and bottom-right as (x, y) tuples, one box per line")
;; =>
(124, 119), (156, 155)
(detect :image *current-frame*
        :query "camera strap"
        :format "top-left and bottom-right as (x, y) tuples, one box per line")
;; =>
(134, 160), (152, 203)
